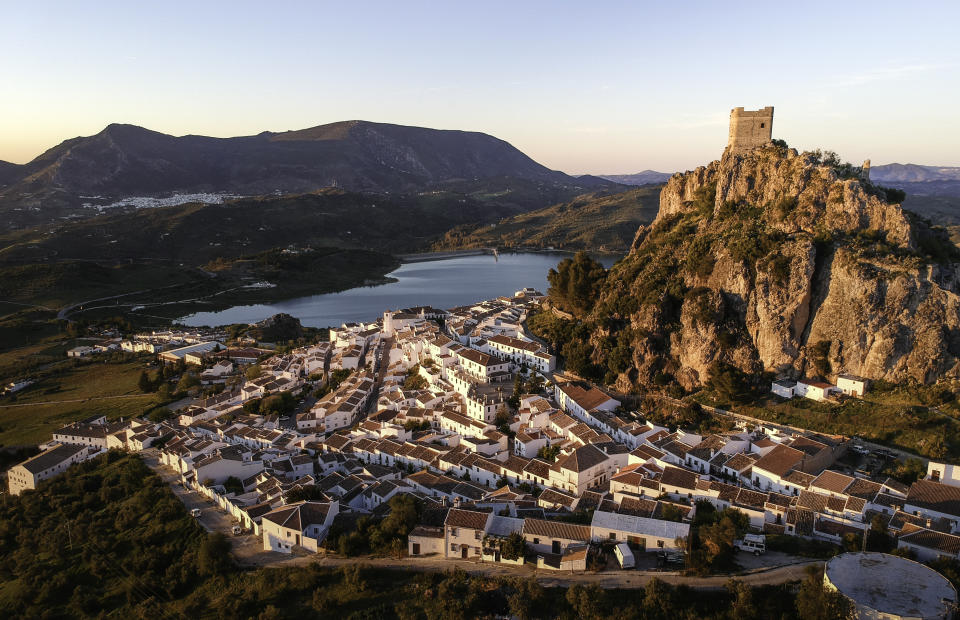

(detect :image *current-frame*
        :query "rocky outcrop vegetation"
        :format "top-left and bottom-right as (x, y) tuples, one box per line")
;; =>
(580, 144), (960, 389)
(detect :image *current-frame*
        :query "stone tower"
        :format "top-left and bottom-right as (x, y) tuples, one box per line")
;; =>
(727, 106), (774, 153)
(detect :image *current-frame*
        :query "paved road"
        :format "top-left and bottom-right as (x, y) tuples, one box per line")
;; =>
(258, 552), (820, 590)
(0, 393), (150, 408)
(142, 451), (268, 561)
(141, 455), (822, 589)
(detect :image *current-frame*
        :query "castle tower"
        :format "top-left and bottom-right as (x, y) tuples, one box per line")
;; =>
(727, 106), (774, 153)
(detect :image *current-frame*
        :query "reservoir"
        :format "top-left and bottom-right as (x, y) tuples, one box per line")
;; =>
(179, 252), (619, 328)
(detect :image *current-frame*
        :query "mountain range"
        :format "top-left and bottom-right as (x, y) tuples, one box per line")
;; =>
(598, 170), (674, 185)
(0, 120), (621, 230)
(870, 163), (960, 183)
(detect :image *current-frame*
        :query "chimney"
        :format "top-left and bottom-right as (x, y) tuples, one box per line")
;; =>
(454, 496), (461, 507)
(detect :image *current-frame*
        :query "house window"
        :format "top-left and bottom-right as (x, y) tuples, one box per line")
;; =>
(657, 540), (664, 548)
(451, 544), (458, 551)
(475, 531), (481, 540)
(608, 533), (616, 540)
(449, 527), (458, 536)
(533, 537), (540, 545)
(760, 123), (765, 128)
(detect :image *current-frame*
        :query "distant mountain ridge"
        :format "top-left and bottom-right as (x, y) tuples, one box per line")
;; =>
(0, 120), (620, 229)
(871, 163), (960, 183)
(598, 170), (674, 185)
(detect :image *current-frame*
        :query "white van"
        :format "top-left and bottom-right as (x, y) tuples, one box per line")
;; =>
(734, 534), (765, 555)
(614, 543), (635, 569)
(190, 508), (202, 518)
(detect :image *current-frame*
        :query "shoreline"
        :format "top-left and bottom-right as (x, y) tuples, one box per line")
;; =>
(397, 246), (623, 264)
(395, 248), (495, 263)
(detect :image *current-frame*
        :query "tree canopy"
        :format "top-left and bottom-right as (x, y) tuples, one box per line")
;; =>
(547, 251), (608, 315)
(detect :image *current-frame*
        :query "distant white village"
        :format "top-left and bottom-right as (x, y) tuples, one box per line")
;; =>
(9, 287), (960, 571)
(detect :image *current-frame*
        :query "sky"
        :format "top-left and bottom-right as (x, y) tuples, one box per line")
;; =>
(2, 0), (959, 174)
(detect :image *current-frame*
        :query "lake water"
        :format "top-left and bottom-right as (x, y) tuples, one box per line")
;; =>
(179, 252), (619, 328)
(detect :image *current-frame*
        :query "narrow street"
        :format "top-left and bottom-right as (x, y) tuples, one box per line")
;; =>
(254, 552), (820, 590)
(142, 450), (272, 563)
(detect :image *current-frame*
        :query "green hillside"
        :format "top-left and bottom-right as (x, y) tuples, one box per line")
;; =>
(434, 186), (662, 253)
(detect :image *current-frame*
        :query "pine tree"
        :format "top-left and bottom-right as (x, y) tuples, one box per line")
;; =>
(138, 371), (153, 393)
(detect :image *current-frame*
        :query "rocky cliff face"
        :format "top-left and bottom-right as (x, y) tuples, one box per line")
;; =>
(592, 144), (960, 389)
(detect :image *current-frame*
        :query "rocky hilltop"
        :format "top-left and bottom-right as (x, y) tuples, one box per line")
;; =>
(587, 143), (960, 390)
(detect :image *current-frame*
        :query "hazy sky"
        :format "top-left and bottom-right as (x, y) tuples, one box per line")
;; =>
(2, 1), (959, 173)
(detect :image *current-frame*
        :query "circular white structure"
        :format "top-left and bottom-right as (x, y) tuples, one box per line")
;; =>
(824, 552), (957, 620)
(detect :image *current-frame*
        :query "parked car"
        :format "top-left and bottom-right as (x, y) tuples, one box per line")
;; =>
(734, 534), (766, 555)
(191, 508), (202, 518)
(851, 444), (870, 455)
(656, 550), (684, 567)
(232, 525), (243, 536)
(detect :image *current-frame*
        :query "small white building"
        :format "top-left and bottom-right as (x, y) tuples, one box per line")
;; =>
(590, 510), (689, 552)
(770, 379), (796, 399)
(836, 374), (869, 398)
(7, 443), (100, 495)
(261, 501), (339, 553)
(67, 346), (98, 358)
(408, 525), (445, 556)
(445, 508), (492, 559)
(928, 462), (960, 488)
(795, 380), (838, 402)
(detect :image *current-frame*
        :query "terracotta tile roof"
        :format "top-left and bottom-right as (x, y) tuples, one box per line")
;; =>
(900, 527), (960, 555)
(523, 458), (552, 479)
(782, 470), (816, 488)
(811, 470), (854, 495)
(723, 452), (758, 473)
(753, 444), (804, 478)
(844, 478), (882, 500)
(523, 518), (590, 542)
(537, 488), (577, 507)
(872, 492), (905, 510)
(798, 490), (830, 512)
(907, 479), (960, 518)
(814, 518), (860, 537)
(640, 477), (662, 492)
(765, 492), (794, 509)
(844, 496), (867, 513)
(889, 510), (931, 532)
(576, 490), (605, 512)
(786, 507), (815, 536)
(445, 508), (491, 530)
(611, 471), (646, 487)
(618, 496), (657, 517)
(711, 481), (740, 503)
(558, 383), (616, 412)
(261, 501), (332, 531)
(631, 444), (666, 461)
(787, 436), (829, 457)
(661, 440), (691, 459)
(660, 465), (698, 491)
(734, 489), (768, 510)
(826, 496), (847, 513)
(557, 444), (609, 473)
